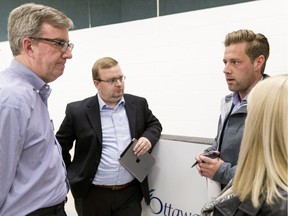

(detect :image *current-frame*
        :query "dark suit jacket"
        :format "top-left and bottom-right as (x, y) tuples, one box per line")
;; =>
(56, 93), (162, 205)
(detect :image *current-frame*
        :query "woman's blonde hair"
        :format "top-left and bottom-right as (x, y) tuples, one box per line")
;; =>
(233, 74), (288, 207)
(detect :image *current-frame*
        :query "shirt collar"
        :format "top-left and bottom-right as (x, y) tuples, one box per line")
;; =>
(232, 92), (248, 106)
(11, 59), (51, 105)
(97, 94), (125, 110)
(11, 59), (47, 92)
(232, 75), (265, 106)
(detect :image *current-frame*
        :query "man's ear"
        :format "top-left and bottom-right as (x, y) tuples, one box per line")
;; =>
(254, 55), (265, 71)
(22, 37), (33, 55)
(93, 80), (100, 89)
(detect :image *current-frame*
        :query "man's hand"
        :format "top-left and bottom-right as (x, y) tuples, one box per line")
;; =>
(133, 137), (152, 156)
(195, 151), (223, 179)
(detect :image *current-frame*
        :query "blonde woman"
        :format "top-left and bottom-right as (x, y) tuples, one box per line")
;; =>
(201, 74), (287, 215)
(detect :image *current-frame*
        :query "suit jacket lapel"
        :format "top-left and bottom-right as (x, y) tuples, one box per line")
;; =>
(124, 95), (137, 139)
(86, 95), (102, 143)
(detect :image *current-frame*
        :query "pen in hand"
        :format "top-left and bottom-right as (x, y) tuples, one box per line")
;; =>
(191, 160), (198, 168)
(191, 151), (219, 168)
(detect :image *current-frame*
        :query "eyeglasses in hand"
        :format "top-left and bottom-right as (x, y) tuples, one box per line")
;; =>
(29, 37), (74, 53)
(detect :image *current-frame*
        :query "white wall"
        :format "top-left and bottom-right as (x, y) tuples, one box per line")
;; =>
(0, 0), (287, 139)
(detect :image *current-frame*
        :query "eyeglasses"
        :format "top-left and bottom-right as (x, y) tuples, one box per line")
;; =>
(29, 37), (74, 53)
(97, 76), (126, 85)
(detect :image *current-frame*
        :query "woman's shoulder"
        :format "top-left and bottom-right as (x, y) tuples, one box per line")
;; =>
(260, 188), (288, 216)
(212, 188), (287, 216)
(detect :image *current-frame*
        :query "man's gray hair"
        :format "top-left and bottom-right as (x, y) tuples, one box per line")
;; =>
(8, 3), (74, 56)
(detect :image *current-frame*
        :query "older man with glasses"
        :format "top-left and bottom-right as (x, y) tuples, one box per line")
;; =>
(0, 3), (73, 216)
(56, 57), (162, 216)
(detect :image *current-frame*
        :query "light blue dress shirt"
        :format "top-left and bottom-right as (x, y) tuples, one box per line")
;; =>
(0, 60), (68, 215)
(232, 92), (248, 113)
(93, 95), (134, 186)
(231, 76), (265, 114)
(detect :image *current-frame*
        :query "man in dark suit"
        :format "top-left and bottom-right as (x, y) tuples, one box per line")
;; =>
(56, 57), (162, 216)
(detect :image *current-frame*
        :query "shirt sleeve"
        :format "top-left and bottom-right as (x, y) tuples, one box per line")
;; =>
(0, 106), (27, 207)
(212, 162), (236, 185)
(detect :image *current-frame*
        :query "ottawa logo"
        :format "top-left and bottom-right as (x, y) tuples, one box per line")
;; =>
(148, 189), (200, 216)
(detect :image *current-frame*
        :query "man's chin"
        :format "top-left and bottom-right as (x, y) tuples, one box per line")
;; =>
(115, 90), (124, 95)
(49, 70), (64, 82)
(227, 85), (237, 92)
(113, 93), (124, 100)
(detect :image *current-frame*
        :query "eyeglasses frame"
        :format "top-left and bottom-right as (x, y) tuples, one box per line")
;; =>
(29, 36), (74, 53)
(96, 76), (126, 85)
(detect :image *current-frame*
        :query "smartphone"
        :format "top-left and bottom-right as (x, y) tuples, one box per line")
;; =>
(191, 151), (219, 168)
(202, 151), (218, 159)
